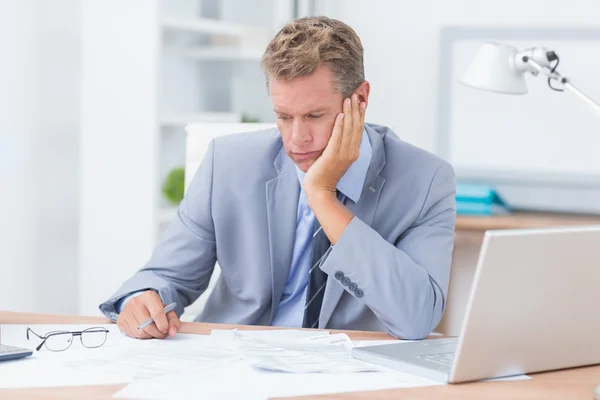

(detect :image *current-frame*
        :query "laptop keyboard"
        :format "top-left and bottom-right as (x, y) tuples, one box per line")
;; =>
(417, 352), (455, 367)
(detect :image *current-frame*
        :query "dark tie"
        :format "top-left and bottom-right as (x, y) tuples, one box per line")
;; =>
(302, 191), (346, 329)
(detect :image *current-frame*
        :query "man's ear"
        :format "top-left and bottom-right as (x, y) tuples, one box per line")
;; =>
(355, 81), (371, 105)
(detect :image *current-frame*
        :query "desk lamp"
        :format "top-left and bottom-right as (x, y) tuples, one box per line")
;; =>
(459, 42), (600, 116)
(460, 42), (600, 399)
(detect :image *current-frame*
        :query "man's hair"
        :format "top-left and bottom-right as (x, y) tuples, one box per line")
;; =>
(260, 16), (364, 99)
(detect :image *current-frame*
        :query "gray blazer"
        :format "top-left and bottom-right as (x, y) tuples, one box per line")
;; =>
(100, 123), (456, 339)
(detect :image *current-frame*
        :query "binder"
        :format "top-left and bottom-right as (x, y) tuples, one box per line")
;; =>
(456, 183), (510, 216)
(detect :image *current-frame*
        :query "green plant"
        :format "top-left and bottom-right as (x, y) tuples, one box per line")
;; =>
(162, 167), (185, 205)
(241, 114), (261, 123)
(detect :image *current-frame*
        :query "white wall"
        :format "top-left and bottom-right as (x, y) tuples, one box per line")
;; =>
(319, 0), (600, 335)
(0, 0), (80, 314)
(0, 0), (38, 313)
(319, 0), (600, 152)
(79, 0), (160, 316)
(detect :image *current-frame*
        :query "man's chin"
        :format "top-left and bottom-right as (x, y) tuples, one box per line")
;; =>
(295, 159), (315, 173)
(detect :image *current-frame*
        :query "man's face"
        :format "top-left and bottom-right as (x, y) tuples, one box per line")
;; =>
(270, 65), (344, 173)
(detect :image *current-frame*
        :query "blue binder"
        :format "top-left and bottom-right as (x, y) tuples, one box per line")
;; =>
(456, 183), (510, 216)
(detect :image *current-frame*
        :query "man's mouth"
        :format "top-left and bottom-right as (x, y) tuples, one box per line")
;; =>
(292, 150), (320, 161)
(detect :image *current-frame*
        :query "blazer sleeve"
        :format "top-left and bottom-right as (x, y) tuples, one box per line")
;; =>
(99, 140), (218, 320)
(321, 162), (456, 339)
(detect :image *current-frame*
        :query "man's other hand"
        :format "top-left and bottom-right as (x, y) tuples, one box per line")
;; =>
(303, 93), (366, 198)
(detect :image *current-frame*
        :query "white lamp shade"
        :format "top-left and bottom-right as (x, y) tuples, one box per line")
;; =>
(460, 42), (528, 95)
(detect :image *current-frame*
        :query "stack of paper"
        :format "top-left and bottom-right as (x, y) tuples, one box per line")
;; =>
(114, 329), (440, 399)
(114, 362), (440, 400)
(211, 329), (384, 373)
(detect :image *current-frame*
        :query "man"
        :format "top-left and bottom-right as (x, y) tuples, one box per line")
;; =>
(99, 16), (456, 340)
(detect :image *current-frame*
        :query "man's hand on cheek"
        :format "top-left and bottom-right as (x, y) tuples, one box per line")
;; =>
(303, 93), (366, 199)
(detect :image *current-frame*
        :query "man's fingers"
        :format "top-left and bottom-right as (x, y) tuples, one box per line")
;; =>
(125, 318), (146, 339)
(140, 320), (166, 339)
(342, 97), (353, 145)
(352, 93), (360, 127)
(117, 313), (137, 338)
(166, 310), (182, 337)
(132, 306), (165, 339)
(116, 314), (127, 334)
(349, 94), (362, 151)
(166, 310), (182, 329)
(147, 301), (169, 334)
(123, 315), (151, 339)
(360, 102), (367, 127)
(329, 112), (345, 146)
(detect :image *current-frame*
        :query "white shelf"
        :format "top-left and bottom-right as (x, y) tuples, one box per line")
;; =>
(161, 16), (243, 37)
(184, 47), (264, 61)
(161, 112), (240, 127)
(158, 207), (178, 225)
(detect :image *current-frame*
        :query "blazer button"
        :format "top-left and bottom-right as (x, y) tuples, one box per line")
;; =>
(341, 277), (351, 286)
(355, 289), (364, 298)
(334, 271), (345, 281)
(348, 282), (358, 292)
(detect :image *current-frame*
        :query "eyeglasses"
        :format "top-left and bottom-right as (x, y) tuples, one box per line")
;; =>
(26, 327), (109, 352)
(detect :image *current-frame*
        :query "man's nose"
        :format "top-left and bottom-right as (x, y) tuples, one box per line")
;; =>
(291, 119), (311, 144)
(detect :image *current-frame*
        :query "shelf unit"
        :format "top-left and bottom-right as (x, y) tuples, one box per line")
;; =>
(160, 112), (240, 127)
(80, 0), (295, 316)
(157, 206), (179, 226)
(155, 0), (292, 236)
(161, 16), (245, 36)
(183, 47), (265, 61)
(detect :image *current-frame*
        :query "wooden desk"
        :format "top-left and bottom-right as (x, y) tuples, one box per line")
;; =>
(438, 211), (600, 335)
(455, 211), (600, 231)
(1, 311), (599, 399)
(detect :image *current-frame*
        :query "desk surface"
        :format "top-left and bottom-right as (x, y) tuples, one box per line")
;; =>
(1, 311), (599, 399)
(456, 211), (600, 231)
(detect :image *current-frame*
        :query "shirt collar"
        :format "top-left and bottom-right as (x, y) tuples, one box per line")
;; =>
(294, 128), (372, 203)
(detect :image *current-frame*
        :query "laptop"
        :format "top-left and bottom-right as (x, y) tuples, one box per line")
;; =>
(352, 226), (600, 383)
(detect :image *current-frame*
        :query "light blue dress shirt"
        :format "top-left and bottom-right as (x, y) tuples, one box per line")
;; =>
(117, 129), (373, 327)
(271, 129), (372, 327)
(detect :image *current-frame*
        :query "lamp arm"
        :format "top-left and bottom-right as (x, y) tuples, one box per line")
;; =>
(562, 80), (600, 117)
(525, 57), (600, 117)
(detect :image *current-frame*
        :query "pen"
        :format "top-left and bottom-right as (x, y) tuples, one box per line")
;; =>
(137, 302), (177, 330)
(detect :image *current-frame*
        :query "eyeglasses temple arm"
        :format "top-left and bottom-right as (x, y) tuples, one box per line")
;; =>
(27, 328), (44, 341)
(36, 339), (46, 351)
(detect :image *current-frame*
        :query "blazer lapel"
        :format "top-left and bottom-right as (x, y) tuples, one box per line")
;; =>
(319, 126), (387, 328)
(265, 146), (300, 324)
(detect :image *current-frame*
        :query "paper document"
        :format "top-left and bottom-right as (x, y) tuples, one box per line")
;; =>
(238, 333), (384, 373)
(210, 328), (330, 341)
(66, 333), (237, 380)
(114, 329), (440, 399)
(114, 361), (441, 400)
(0, 324), (127, 389)
(211, 328), (384, 373)
(0, 324), (236, 389)
(353, 339), (410, 347)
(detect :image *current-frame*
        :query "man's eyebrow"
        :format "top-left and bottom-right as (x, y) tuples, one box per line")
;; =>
(273, 108), (328, 115)
(305, 108), (327, 114)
